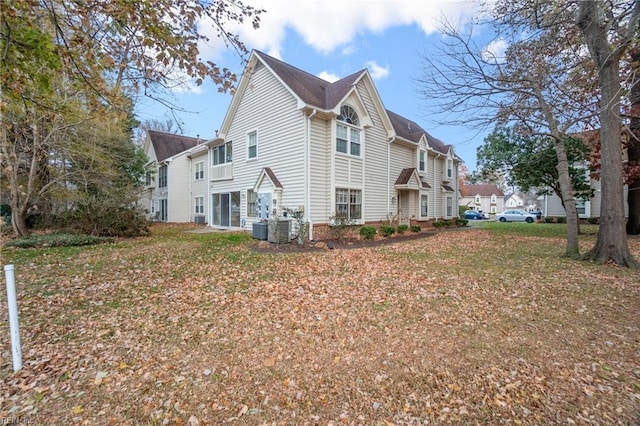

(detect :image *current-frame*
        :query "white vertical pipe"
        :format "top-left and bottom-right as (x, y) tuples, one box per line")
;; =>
(4, 264), (22, 372)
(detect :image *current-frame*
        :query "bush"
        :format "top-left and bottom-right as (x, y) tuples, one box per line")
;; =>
(556, 216), (566, 223)
(329, 213), (355, 242)
(410, 225), (421, 233)
(588, 217), (598, 224)
(433, 221), (445, 228)
(380, 225), (396, 237)
(397, 224), (409, 234)
(455, 218), (468, 226)
(61, 193), (150, 237)
(359, 226), (377, 240)
(5, 233), (112, 249)
(544, 217), (554, 223)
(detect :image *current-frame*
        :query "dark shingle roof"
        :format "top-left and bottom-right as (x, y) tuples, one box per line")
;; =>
(386, 110), (450, 155)
(255, 50), (453, 156)
(148, 130), (202, 162)
(395, 168), (431, 188)
(460, 184), (504, 197)
(256, 50), (361, 110)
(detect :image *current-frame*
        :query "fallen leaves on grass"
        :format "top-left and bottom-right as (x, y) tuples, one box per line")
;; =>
(1, 225), (639, 424)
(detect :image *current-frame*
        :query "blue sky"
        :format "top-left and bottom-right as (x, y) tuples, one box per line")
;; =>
(135, 1), (496, 170)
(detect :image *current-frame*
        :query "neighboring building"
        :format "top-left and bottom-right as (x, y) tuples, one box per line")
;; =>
(140, 130), (207, 222)
(537, 180), (629, 219)
(201, 50), (461, 239)
(459, 184), (505, 215)
(504, 192), (524, 209)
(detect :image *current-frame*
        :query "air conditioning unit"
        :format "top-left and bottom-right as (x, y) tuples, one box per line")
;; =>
(194, 215), (206, 224)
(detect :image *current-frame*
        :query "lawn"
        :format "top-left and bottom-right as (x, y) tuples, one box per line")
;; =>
(1, 223), (639, 425)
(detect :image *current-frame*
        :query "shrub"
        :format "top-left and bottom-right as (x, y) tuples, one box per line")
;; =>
(329, 213), (355, 242)
(359, 226), (377, 240)
(544, 217), (554, 223)
(61, 193), (150, 237)
(397, 224), (409, 234)
(5, 233), (112, 249)
(588, 217), (598, 224)
(556, 216), (566, 223)
(455, 218), (468, 226)
(433, 221), (445, 228)
(380, 225), (396, 237)
(410, 225), (421, 233)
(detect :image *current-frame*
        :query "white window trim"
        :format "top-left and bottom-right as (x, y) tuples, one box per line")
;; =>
(419, 150), (426, 173)
(335, 105), (363, 158)
(334, 187), (363, 223)
(420, 193), (429, 218)
(194, 161), (204, 181)
(247, 130), (258, 161)
(195, 196), (204, 214)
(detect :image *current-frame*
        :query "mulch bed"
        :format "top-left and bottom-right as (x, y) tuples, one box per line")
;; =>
(250, 229), (449, 253)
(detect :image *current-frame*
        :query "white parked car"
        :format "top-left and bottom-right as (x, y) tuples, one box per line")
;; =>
(495, 210), (537, 223)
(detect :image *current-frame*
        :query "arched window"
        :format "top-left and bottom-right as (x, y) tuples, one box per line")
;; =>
(336, 105), (361, 156)
(337, 105), (360, 125)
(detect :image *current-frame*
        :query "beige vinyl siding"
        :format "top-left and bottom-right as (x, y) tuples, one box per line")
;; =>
(167, 155), (192, 222)
(191, 150), (209, 220)
(432, 155), (443, 218)
(357, 81), (393, 222)
(309, 118), (331, 223)
(214, 61), (306, 223)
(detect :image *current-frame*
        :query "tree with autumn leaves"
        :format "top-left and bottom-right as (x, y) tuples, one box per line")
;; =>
(418, 0), (639, 268)
(1, 0), (262, 236)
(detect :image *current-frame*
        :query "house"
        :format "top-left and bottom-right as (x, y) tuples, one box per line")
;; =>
(199, 50), (461, 240)
(140, 130), (208, 222)
(504, 192), (524, 209)
(537, 180), (629, 219)
(459, 184), (504, 215)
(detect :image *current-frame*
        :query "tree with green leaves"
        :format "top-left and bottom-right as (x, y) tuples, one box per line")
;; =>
(477, 126), (594, 211)
(417, 0), (638, 267)
(1, 0), (262, 236)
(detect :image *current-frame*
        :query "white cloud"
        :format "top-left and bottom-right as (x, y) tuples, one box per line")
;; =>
(317, 71), (341, 83)
(482, 38), (508, 63)
(197, 0), (481, 58)
(366, 61), (390, 81)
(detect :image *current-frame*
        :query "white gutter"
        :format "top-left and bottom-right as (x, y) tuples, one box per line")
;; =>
(433, 152), (441, 219)
(306, 109), (317, 240)
(387, 138), (392, 215)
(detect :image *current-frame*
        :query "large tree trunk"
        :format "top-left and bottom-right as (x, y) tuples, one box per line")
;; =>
(578, 1), (639, 268)
(552, 138), (581, 256)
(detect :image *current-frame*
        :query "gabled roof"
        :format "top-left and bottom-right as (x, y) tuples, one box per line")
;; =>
(395, 168), (431, 189)
(460, 184), (504, 197)
(256, 50), (363, 110)
(256, 51), (457, 152)
(148, 130), (202, 162)
(385, 110), (452, 156)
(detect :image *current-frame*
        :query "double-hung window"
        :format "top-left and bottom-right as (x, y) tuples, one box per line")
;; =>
(335, 188), (362, 220)
(336, 105), (361, 156)
(419, 150), (426, 173)
(421, 194), (428, 217)
(447, 159), (453, 179)
(212, 141), (233, 165)
(158, 165), (167, 188)
(194, 162), (204, 180)
(195, 197), (204, 214)
(247, 189), (257, 217)
(247, 131), (257, 159)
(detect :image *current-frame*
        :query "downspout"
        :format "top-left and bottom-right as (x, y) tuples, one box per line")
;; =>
(306, 109), (317, 240)
(433, 151), (441, 219)
(387, 138), (392, 215)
